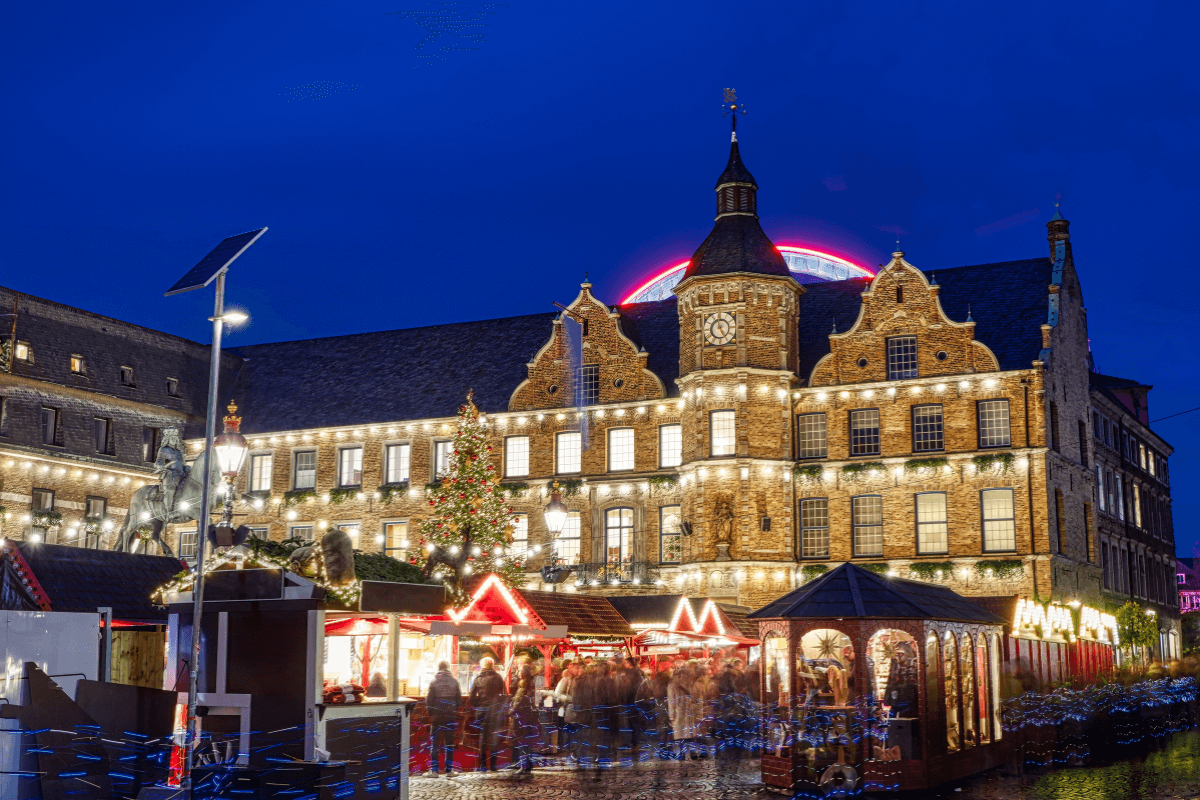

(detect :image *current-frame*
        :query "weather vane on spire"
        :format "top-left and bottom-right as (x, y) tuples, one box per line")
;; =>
(722, 88), (745, 140)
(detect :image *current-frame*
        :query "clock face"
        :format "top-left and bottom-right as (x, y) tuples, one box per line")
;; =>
(704, 312), (736, 345)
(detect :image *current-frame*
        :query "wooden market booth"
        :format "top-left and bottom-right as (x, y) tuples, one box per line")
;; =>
(608, 595), (760, 668)
(748, 563), (1010, 794)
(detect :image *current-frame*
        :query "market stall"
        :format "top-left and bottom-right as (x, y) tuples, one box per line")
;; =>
(749, 563), (1009, 794)
(609, 595), (760, 667)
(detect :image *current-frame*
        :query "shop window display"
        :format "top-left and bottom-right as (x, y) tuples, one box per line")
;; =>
(976, 637), (992, 744)
(944, 632), (960, 752)
(797, 628), (856, 706)
(960, 633), (977, 748)
(321, 617), (454, 701)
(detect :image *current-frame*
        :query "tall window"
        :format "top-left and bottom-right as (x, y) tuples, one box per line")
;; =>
(338, 447), (363, 487)
(605, 507), (633, 565)
(659, 505), (682, 563)
(556, 431), (581, 474)
(659, 424), (682, 468)
(797, 413), (828, 459)
(41, 407), (58, 446)
(32, 488), (54, 511)
(556, 511), (581, 565)
(504, 436), (529, 478)
(710, 410), (736, 456)
(142, 427), (159, 462)
(849, 409), (881, 456)
(1049, 401), (1060, 451)
(248, 453), (273, 492)
(1132, 484), (1143, 528)
(886, 336), (918, 379)
(852, 495), (883, 556)
(912, 405), (944, 452)
(293, 450), (317, 489)
(578, 364), (599, 406)
(178, 529), (198, 560)
(608, 428), (634, 472)
(510, 513), (528, 552)
(799, 498), (830, 559)
(385, 443), (410, 484)
(977, 400), (1011, 448)
(433, 440), (454, 478)
(982, 489), (1016, 551)
(1102, 542), (1111, 589)
(1139, 443), (1147, 470)
(93, 417), (110, 454)
(916, 492), (949, 554)
(1096, 464), (1107, 512)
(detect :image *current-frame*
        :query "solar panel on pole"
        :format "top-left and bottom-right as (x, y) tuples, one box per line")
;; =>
(165, 227), (268, 296)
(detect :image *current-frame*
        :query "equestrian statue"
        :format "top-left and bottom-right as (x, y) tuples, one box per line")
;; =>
(113, 427), (223, 558)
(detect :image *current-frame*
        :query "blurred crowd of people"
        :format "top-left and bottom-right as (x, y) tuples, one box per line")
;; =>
(424, 651), (762, 779)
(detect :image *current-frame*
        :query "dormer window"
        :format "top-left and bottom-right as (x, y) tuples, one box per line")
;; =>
(166, 378), (179, 396)
(120, 366), (135, 386)
(70, 354), (85, 373)
(14, 342), (30, 362)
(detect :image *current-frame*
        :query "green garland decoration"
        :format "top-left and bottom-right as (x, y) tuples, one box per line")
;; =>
(284, 488), (316, 507)
(558, 478), (585, 498)
(328, 487), (358, 505)
(801, 564), (830, 583)
(499, 482), (530, 498)
(31, 510), (63, 530)
(974, 559), (1024, 580)
(972, 452), (1015, 475)
(841, 462), (886, 483)
(377, 483), (409, 503)
(903, 456), (949, 475)
(908, 561), (953, 581)
(425, 481), (443, 492)
(862, 563), (891, 576)
(793, 464), (824, 485)
(647, 474), (679, 494)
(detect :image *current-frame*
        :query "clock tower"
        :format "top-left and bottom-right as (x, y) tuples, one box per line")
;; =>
(672, 110), (804, 589)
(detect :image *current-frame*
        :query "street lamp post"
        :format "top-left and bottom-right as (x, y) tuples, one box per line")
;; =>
(540, 482), (569, 590)
(165, 228), (264, 796)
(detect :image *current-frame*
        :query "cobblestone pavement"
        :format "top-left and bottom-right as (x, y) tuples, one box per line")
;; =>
(410, 731), (1200, 800)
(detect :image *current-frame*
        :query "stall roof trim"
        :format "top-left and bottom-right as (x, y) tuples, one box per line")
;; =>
(748, 563), (1006, 625)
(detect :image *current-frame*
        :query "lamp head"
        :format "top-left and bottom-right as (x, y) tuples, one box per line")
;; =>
(543, 481), (568, 534)
(214, 401), (249, 479)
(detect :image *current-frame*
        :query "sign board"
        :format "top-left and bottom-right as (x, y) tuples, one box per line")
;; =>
(203, 569), (284, 602)
(359, 581), (446, 615)
(643, 645), (680, 655)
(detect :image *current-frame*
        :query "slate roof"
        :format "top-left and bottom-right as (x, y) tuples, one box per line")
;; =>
(606, 594), (686, 626)
(222, 256), (1056, 433)
(716, 603), (759, 638)
(682, 214), (793, 281)
(748, 563), (1006, 625)
(14, 542), (183, 624)
(226, 312), (557, 434)
(518, 589), (634, 637)
(715, 140), (757, 188)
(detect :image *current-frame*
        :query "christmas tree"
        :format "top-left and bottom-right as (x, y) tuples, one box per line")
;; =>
(415, 393), (527, 604)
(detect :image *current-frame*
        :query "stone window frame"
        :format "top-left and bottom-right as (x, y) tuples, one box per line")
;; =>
(604, 506), (634, 566)
(607, 426), (635, 473)
(709, 409), (736, 457)
(658, 423), (682, 468)
(504, 435), (530, 478)
(381, 518), (409, 561)
(799, 497), (830, 559)
(382, 441), (411, 485)
(911, 404), (945, 453)
(848, 408), (881, 457)
(431, 439), (453, 481)
(796, 412), (828, 460)
(555, 431), (582, 475)
(980, 488), (1017, 553)
(659, 504), (682, 564)
(337, 445), (364, 488)
(915, 491), (950, 555)
(292, 448), (318, 490)
(976, 399), (1012, 449)
(246, 451), (274, 493)
(851, 494), (884, 557)
(288, 523), (315, 543)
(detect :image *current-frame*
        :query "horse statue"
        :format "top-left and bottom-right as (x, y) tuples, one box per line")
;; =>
(113, 449), (223, 558)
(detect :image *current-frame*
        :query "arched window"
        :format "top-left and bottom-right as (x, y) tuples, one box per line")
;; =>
(961, 634), (977, 748)
(989, 633), (1003, 741)
(799, 628), (854, 706)
(976, 636), (992, 744)
(926, 633), (940, 749)
(604, 507), (633, 565)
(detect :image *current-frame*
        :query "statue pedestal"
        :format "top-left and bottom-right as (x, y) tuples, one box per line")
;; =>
(715, 543), (732, 561)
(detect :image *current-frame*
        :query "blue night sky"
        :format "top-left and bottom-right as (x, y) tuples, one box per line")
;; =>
(3, 2), (1198, 555)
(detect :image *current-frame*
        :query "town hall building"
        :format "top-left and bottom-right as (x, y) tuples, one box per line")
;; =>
(0, 127), (1182, 651)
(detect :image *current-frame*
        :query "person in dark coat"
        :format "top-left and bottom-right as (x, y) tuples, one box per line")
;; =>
(426, 661), (463, 775)
(509, 660), (540, 775)
(467, 657), (508, 772)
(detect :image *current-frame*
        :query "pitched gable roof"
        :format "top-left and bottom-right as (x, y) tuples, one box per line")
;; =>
(518, 589), (633, 638)
(11, 542), (182, 624)
(749, 563), (1005, 625)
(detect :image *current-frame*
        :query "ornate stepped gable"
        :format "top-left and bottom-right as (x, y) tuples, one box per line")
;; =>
(808, 250), (1000, 387)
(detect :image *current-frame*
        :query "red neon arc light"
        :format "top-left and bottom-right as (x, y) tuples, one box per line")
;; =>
(621, 245), (874, 305)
